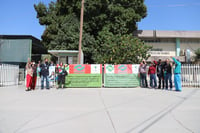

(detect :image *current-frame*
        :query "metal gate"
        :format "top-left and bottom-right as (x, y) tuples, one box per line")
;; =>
(0, 64), (19, 86)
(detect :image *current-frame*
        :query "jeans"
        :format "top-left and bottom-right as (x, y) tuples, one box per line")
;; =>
(140, 73), (148, 87)
(150, 74), (157, 88)
(41, 75), (49, 89)
(174, 74), (182, 91)
(157, 75), (164, 89)
(165, 73), (172, 89)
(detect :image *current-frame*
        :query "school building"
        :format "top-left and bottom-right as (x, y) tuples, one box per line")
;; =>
(0, 35), (47, 67)
(134, 30), (200, 62)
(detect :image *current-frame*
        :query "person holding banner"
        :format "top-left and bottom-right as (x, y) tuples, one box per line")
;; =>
(49, 62), (56, 88)
(36, 61), (41, 88)
(49, 71), (56, 88)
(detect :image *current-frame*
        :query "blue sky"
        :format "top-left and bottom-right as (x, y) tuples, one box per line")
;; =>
(138, 0), (200, 31)
(0, 0), (200, 39)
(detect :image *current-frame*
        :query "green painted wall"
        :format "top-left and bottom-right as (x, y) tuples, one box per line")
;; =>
(0, 39), (31, 62)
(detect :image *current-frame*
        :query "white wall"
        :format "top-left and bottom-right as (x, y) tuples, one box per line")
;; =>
(180, 43), (200, 56)
(146, 42), (176, 51)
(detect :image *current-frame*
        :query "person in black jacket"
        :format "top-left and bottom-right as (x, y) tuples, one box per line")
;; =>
(40, 58), (50, 89)
(157, 59), (164, 89)
(163, 58), (173, 90)
(56, 62), (68, 89)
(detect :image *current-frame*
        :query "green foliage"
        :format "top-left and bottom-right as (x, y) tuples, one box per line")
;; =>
(195, 48), (200, 59)
(34, 1), (96, 63)
(34, 0), (148, 64)
(93, 28), (152, 64)
(84, 0), (147, 35)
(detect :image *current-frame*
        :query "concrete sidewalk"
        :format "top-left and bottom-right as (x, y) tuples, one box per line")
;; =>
(0, 86), (199, 133)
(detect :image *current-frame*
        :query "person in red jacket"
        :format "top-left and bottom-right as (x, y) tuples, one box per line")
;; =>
(148, 60), (157, 88)
(31, 61), (37, 90)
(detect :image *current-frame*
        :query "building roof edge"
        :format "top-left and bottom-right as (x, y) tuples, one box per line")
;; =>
(134, 30), (200, 39)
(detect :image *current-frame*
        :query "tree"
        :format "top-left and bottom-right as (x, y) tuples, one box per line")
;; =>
(93, 27), (151, 64)
(195, 48), (200, 60)
(34, 0), (150, 64)
(84, 0), (147, 35)
(34, 1), (96, 63)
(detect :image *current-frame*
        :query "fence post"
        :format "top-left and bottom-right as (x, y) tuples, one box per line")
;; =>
(0, 64), (2, 86)
(198, 64), (200, 87)
(181, 64), (184, 87)
(193, 64), (196, 88)
(187, 64), (189, 87)
(196, 64), (198, 88)
(191, 64), (193, 87)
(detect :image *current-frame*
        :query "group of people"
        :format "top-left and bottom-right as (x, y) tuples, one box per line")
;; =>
(25, 58), (68, 91)
(139, 57), (182, 91)
(26, 57), (182, 91)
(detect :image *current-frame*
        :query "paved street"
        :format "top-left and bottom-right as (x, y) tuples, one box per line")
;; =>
(0, 86), (199, 133)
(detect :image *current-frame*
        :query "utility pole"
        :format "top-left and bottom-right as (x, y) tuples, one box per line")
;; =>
(78, 0), (84, 64)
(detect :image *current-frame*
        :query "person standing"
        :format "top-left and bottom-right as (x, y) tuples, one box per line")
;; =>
(163, 58), (173, 90)
(157, 59), (164, 89)
(49, 61), (54, 66)
(139, 59), (148, 88)
(56, 62), (67, 89)
(49, 71), (56, 87)
(31, 61), (37, 90)
(40, 58), (50, 89)
(36, 61), (41, 88)
(171, 57), (182, 91)
(148, 60), (157, 88)
(25, 60), (33, 91)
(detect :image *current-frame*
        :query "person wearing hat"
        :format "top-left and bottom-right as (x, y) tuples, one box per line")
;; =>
(171, 56), (182, 91)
